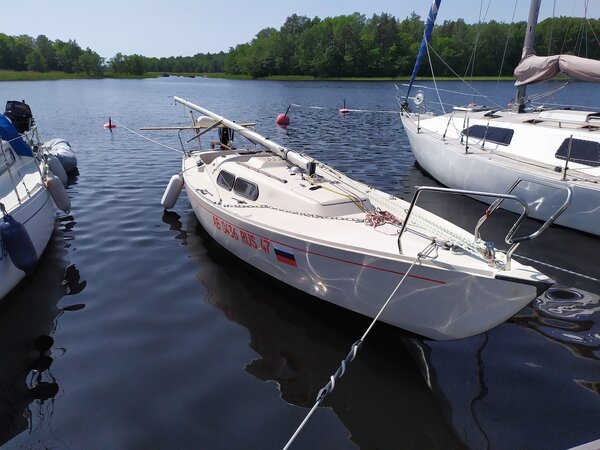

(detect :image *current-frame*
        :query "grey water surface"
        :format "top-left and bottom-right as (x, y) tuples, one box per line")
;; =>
(0, 77), (598, 449)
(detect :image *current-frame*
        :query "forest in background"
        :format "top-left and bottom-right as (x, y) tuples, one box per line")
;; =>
(0, 12), (599, 78)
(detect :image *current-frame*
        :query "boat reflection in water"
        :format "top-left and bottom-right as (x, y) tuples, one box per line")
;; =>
(404, 286), (600, 450)
(162, 210), (464, 449)
(0, 217), (86, 446)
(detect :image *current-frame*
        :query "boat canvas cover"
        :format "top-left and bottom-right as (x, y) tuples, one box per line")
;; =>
(0, 115), (34, 157)
(514, 54), (600, 86)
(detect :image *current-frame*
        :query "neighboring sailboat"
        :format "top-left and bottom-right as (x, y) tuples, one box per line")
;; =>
(400, 0), (600, 236)
(152, 96), (568, 341)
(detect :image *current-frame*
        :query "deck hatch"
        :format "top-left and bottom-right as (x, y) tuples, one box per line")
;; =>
(555, 138), (600, 167)
(461, 125), (514, 146)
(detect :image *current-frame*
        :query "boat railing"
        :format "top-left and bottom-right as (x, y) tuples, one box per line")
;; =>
(474, 178), (572, 265)
(398, 181), (572, 269)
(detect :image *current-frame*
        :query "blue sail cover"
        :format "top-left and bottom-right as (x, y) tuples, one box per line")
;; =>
(0, 115), (34, 157)
(406, 0), (442, 99)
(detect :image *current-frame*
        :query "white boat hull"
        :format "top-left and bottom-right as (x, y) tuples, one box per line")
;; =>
(0, 187), (56, 299)
(184, 161), (539, 341)
(160, 98), (553, 341)
(401, 112), (600, 236)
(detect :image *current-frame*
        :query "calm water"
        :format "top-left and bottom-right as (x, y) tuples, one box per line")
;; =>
(0, 78), (598, 449)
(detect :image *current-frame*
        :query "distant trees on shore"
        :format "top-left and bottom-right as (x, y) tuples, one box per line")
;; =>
(0, 34), (104, 75)
(0, 13), (598, 78)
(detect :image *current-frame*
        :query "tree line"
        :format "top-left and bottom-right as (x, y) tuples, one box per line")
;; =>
(0, 13), (598, 78)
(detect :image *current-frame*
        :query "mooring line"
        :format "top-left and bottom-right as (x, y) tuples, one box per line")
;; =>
(289, 103), (398, 114)
(109, 119), (184, 154)
(514, 253), (600, 284)
(282, 240), (438, 450)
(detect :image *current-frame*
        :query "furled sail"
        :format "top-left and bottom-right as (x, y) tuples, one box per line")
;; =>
(406, 0), (442, 99)
(514, 54), (600, 86)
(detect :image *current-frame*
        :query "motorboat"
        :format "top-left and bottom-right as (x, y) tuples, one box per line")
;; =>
(0, 103), (70, 300)
(400, 0), (600, 236)
(154, 96), (565, 341)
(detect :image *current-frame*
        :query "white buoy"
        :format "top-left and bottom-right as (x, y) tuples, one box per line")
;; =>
(47, 154), (68, 186)
(45, 174), (71, 213)
(161, 174), (184, 210)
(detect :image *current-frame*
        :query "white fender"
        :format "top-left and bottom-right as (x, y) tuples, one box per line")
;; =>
(161, 174), (184, 210)
(47, 154), (68, 186)
(45, 174), (71, 213)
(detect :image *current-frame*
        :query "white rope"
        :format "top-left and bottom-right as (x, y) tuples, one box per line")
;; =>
(109, 119), (184, 154)
(282, 241), (437, 450)
(514, 253), (600, 284)
(289, 103), (397, 114)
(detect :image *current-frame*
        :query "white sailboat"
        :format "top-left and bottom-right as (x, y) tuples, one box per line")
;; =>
(155, 96), (567, 341)
(400, 0), (600, 236)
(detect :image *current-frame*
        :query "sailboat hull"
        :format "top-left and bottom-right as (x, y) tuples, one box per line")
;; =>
(401, 112), (600, 236)
(183, 154), (540, 341)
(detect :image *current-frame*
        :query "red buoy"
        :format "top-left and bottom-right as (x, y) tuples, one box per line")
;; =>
(275, 113), (289, 126)
(103, 117), (116, 129)
(340, 99), (350, 115)
(275, 105), (291, 127)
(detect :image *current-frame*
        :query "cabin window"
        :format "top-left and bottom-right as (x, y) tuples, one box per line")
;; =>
(461, 125), (514, 146)
(555, 138), (600, 167)
(216, 170), (235, 190)
(233, 178), (259, 201)
(0, 147), (15, 175)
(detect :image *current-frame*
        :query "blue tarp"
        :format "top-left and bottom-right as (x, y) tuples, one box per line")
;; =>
(0, 115), (34, 157)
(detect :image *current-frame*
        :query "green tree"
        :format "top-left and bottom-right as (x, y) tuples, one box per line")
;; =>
(78, 47), (104, 75)
(25, 50), (47, 72)
(35, 35), (56, 70)
(53, 39), (82, 72)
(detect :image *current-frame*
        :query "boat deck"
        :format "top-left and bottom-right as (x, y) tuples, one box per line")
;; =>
(183, 150), (537, 279)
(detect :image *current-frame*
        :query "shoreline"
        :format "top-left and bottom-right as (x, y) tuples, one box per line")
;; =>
(0, 70), (516, 83)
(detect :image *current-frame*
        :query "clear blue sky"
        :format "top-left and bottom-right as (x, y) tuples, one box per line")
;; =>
(2, 0), (598, 59)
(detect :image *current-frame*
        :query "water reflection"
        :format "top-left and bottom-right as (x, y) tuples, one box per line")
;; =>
(405, 291), (600, 450)
(162, 210), (464, 449)
(0, 228), (86, 446)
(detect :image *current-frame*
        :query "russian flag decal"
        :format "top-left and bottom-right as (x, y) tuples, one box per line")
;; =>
(273, 244), (297, 267)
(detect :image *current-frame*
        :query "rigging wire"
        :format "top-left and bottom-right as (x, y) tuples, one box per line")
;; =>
(547, 0), (557, 54)
(426, 44), (505, 110)
(496, 0), (519, 88)
(426, 37), (446, 114)
(464, 0), (492, 87)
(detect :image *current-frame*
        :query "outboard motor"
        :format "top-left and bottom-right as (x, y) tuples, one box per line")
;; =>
(218, 127), (234, 148)
(4, 100), (34, 133)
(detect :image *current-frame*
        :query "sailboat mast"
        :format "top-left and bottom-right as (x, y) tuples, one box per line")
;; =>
(513, 0), (542, 112)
